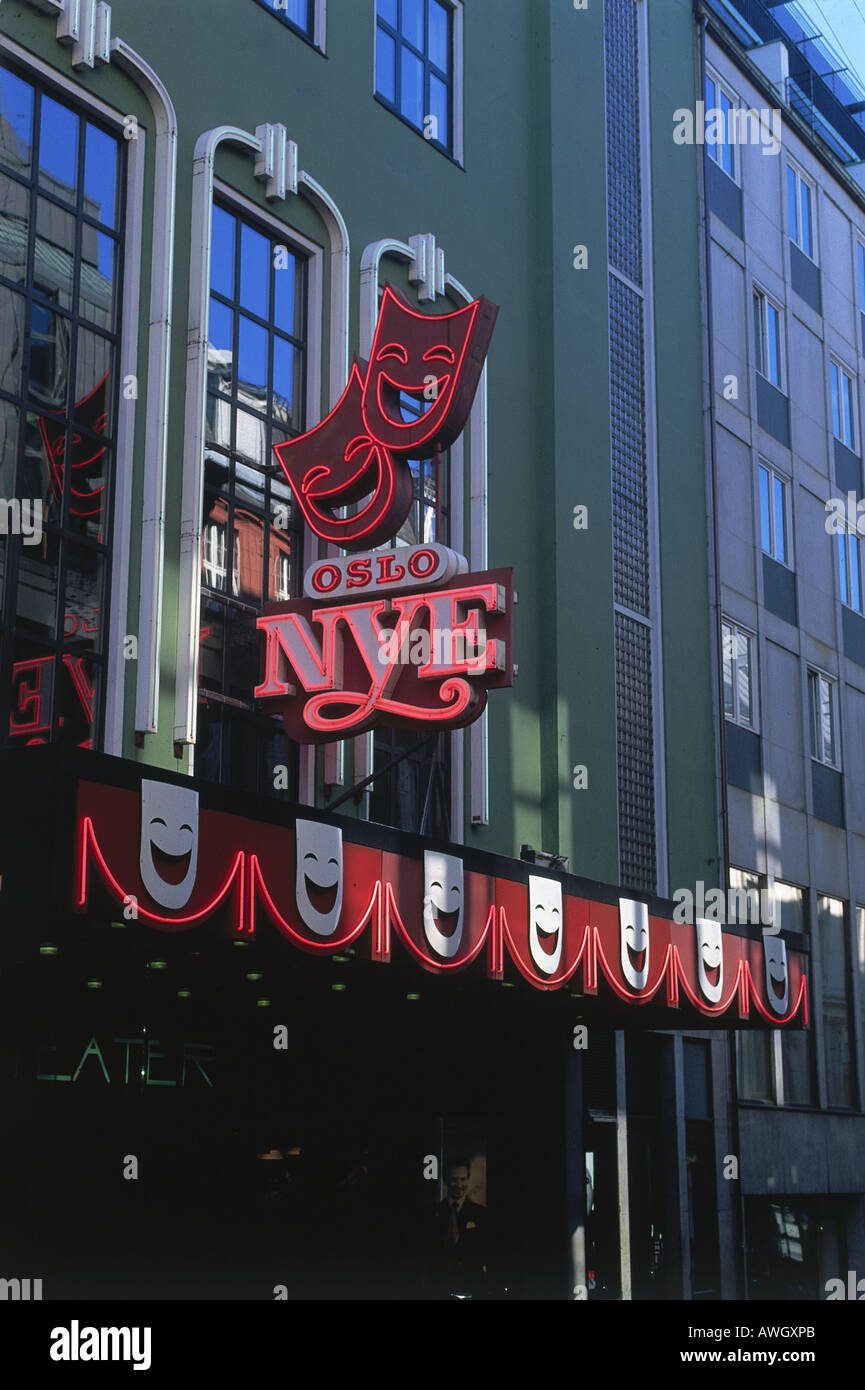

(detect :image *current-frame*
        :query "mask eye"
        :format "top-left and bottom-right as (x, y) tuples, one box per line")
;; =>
(376, 342), (408, 363)
(423, 345), (455, 364)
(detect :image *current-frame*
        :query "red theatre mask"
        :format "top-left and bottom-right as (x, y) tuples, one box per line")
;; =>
(361, 285), (498, 457)
(273, 287), (498, 551)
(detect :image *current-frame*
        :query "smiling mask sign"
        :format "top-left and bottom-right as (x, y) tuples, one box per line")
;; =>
(139, 779), (199, 911)
(256, 284), (513, 744)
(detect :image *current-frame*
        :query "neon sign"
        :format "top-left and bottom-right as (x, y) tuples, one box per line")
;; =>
(38, 370), (109, 521)
(273, 287), (497, 550)
(71, 777), (809, 1023)
(255, 568), (513, 741)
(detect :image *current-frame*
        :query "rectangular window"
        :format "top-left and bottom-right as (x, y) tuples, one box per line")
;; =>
(836, 525), (863, 614)
(808, 670), (839, 768)
(787, 164), (814, 259)
(819, 895), (855, 1108)
(0, 59), (125, 752)
(375, 0), (456, 156)
(722, 619), (756, 728)
(705, 70), (736, 181)
(830, 360), (857, 450)
(754, 288), (783, 388)
(197, 199), (308, 799)
(736, 1031), (774, 1103)
(758, 462), (789, 565)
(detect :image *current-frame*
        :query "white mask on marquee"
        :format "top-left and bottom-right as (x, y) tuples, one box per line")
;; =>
(696, 917), (724, 1005)
(764, 936), (789, 1015)
(139, 779), (199, 910)
(619, 898), (649, 991)
(295, 819), (343, 937)
(423, 851), (464, 959)
(528, 875), (563, 976)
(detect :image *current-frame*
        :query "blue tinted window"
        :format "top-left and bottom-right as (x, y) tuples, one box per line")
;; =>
(211, 206), (236, 299)
(84, 123), (117, 228)
(255, 0), (313, 39)
(376, 0), (454, 153)
(0, 67), (34, 171)
(39, 95), (79, 198)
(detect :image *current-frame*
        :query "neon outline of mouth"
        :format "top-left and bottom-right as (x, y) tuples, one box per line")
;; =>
(304, 876), (338, 915)
(150, 843), (192, 886)
(432, 905), (460, 938)
(376, 372), (451, 428)
(534, 923), (559, 957)
(627, 943), (646, 975)
(702, 960), (721, 988)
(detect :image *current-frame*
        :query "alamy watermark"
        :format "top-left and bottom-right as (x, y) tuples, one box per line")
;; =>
(673, 102), (781, 157)
(0, 498), (42, 545)
(673, 879), (777, 931)
(825, 492), (865, 534)
(377, 625), (488, 671)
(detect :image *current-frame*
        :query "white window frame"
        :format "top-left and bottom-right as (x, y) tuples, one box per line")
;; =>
(758, 460), (791, 568)
(705, 65), (739, 184)
(835, 522), (864, 614)
(753, 286), (785, 390)
(722, 618), (758, 730)
(203, 520), (227, 589)
(830, 358), (858, 451)
(808, 668), (840, 769)
(787, 161), (816, 262)
(373, 0), (464, 166)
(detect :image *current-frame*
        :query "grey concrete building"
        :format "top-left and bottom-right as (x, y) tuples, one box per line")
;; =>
(700, 0), (865, 1297)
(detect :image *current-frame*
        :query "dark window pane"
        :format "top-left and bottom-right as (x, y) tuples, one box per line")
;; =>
(239, 222), (270, 319)
(376, 27), (396, 103)
(84, 123), (117, 228)
(36, 198), (76, 310)
(0, 175), (30, 284)
(39, 95), (79, 200)
(64, 544), (105, 653)
(80, 228), (116, 326)
(0, 66), (35, 174)
(9, 642), (55, 743)
(0, 397), (19, 496)
(0, 284), (26, 397)
(57, 651), (98, 748)
(400, 47), (424, 126)
(15, 530), (60, 639)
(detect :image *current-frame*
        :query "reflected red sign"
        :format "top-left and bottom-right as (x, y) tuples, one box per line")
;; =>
(38, 371), (109, 520)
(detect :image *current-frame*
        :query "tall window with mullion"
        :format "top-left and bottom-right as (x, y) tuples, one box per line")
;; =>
(807, 669), (839, 768)
(370, 381), (451, 838)
(376, 0), (452, 153)
(197, 201), (306, 797)
(787, 165), (814, 259)
(753, 289), (783, 389)
(830, 360), (857, 451)
(722, 619), (755, 728)
(704, 70), (735, 180)
(0, 60), (123, 751)
(836, 524), (863, 614)
(819, 895), (855, 1108)
(758, 462), (789, 565)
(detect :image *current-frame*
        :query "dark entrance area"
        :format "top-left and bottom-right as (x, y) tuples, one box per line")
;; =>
(1, 914), (570, 1300)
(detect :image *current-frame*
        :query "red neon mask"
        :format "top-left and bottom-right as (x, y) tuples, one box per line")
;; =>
(361, 286), (498, 457)
(38, 371), (109, 520)
(273, 364), (414, 552)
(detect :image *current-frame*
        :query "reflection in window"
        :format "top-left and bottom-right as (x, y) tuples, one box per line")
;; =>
(819, 895), (854, 1108)
(375, 0), (453, 153)
(197, 201), (306, 798)
(0, 58), (122, 750)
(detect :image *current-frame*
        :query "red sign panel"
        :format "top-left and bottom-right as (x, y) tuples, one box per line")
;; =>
(73, 778), (808, 1024)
